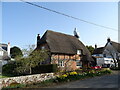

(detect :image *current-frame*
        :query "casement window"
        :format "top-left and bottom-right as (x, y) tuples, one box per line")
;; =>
(0, 51), (3, 56)
(41, 46), (45, 50)
(103, 54), (106, 57)
(77, 49), (82, 55)
(58, 60), (64, 67)
(76, 60), (82, 66)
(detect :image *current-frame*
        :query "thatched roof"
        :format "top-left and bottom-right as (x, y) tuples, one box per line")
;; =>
(110, 41), (120, 53)
(37, 30), (93, 61)
(93, 47), (104, 54)
(93, 40), (120, 54)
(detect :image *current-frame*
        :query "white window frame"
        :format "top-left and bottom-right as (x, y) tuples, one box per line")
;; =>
(76, 60), (82, 67)
(77, 49), (82, 55)
(58, 60), (64, 67)
(41, 46), (45, 50)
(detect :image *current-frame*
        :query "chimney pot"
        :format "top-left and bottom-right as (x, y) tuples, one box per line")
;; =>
(107, 38), (111, 42)
(95, 44), (97, 49)
(37, 34), (40, 47)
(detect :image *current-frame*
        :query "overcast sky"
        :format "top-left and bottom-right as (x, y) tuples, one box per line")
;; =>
(2, 2), (118, 49)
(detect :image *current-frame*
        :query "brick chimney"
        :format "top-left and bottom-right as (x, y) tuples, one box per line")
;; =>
(37, 34), (40, 47)
(95, 44), (97, 49)
(107, 38), (111, 42)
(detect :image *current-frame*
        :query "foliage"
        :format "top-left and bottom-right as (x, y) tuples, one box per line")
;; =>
(32, 64), (58, 74)
(22, 44), (35, 57)
(110, 67), (120, 70)
(2, 69), (112, 89)
(2, 83), (26, 89)
(86, 45), (94, 54)
(10, 46), (23, 58)
(15, 50), (48, 74)
(0, 75), (8, 78)
(3, 49), (48, 76)
(55, 70), (112, 82)
(69, 71), (77, 75)
(2, 62), (18, 76)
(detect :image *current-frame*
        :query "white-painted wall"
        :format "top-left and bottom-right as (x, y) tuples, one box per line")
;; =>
(7, 43), (10, 56)
(96, 58), (104, 66)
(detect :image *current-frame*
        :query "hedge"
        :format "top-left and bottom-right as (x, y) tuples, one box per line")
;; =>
(32, 64), (58, 74)
(2, 62), (58, 76)
(2, 62), (18, 76)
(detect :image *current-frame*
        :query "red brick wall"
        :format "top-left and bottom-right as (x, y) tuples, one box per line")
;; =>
(37, 43), (82, 71)
(51, 54), (81, 71)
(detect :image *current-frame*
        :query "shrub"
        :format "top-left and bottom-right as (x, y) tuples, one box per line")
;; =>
(2, 62), (18, 76)
(2, 61), (28, 77)
(32, 64), (58, 74)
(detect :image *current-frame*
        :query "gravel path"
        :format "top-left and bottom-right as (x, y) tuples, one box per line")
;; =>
(50, 70), (119, 88)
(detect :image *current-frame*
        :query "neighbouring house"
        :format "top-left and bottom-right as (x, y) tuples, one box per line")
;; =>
(0, 42), (11, 66)
(35, 30), (94, 71)
(92, 38), (120, 67)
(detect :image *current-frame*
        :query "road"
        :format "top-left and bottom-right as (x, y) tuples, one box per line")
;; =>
(50, 71), (119, 88)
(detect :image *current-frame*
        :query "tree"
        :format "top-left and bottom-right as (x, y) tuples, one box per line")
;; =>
(86, 45), (94, 54)
(105, 49), (117, 67)
(22, 44), (35, 57)
(15, 45), (48, 74)
(10, 46), (23, 58)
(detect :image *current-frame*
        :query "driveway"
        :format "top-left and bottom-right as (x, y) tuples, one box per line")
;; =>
(50, 71), (119, 88)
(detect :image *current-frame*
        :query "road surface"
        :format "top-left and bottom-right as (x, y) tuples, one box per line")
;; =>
(50, 71), (119, 88)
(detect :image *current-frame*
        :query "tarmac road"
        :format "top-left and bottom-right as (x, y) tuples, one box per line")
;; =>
(50, 70), (119, 88)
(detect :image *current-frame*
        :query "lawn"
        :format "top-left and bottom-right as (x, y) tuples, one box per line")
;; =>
(0, 75), (9, 78)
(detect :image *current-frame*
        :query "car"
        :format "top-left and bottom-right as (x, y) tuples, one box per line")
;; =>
(91, 66), (102, 69)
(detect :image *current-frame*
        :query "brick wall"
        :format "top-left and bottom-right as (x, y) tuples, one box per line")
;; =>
(51, 54), (81, 71)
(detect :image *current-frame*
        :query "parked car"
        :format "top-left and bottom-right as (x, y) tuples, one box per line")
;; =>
(91, 66), (102, 69)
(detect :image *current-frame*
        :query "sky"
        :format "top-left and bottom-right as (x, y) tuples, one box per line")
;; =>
(2, 2), (118, 49)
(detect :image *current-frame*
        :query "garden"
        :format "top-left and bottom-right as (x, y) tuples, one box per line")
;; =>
(2, 68), (112, 89)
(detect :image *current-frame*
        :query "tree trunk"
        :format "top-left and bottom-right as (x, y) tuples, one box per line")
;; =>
(30, 67), (32, 74)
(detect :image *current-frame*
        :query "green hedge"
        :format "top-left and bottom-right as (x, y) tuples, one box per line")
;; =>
(32, 64), (58, 74)
(2, 62), (18, 76)
(2, 63), (58, 76)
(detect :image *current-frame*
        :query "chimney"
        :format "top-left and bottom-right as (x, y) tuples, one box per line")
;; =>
(74, 28), (79, 38)
(37, 34), (40, 47)
(107, 38), (111, 42)
(95, 44), (97, 49)
(7, 42), (10, 56)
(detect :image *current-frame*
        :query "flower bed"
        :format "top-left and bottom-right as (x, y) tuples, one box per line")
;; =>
(2, 69), (112, 89)
(54, 69), (111, 82)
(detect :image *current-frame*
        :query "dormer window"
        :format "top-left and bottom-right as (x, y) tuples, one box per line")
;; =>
(77, 49), (82, 55)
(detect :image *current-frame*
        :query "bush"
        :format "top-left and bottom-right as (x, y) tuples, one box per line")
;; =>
(32, 64), (58, 74)
(110, 67), (120, 70)
(2, 61), (27, 77)
(2, 62), (18, 77)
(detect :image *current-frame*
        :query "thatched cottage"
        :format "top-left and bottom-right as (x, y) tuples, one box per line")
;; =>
(36, 30), (93, 71)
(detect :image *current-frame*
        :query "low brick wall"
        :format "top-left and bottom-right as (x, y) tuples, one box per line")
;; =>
(0, 73), (55, 89)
